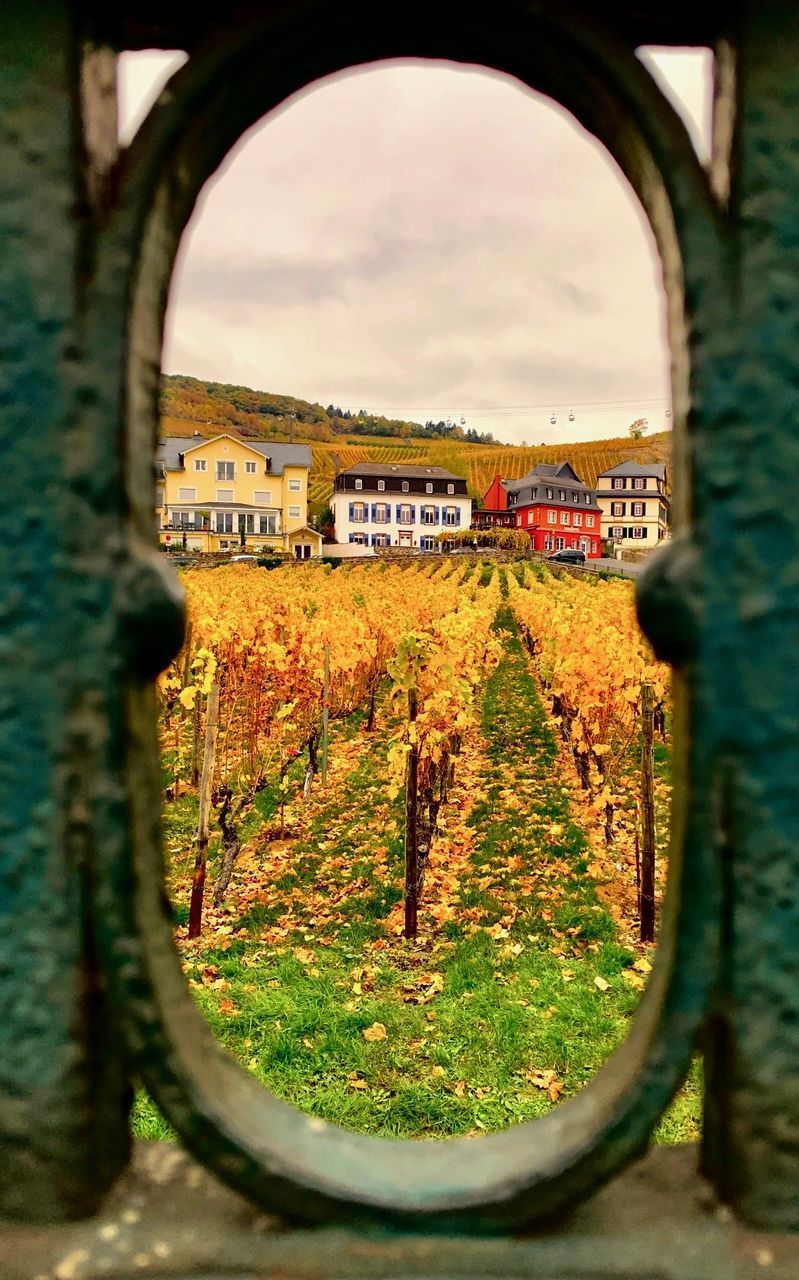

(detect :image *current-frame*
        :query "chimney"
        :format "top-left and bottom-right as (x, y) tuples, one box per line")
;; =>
(192, 430), (201, 439)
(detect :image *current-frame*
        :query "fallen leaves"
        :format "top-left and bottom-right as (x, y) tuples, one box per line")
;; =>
(525, 1068), (564, 1102)
(363, 1022), (388, 1042)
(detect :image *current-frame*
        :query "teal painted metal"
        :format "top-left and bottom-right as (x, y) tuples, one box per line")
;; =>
(2, 0), (799, 1263)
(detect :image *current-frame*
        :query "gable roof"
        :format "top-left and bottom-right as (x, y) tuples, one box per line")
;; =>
(597, 460), (666, 480)
(157, 434), (311, 474)
(503, 461), (587, 494)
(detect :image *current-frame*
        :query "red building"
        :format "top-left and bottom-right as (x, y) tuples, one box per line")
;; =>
(473, 463), (603, 558)
(472, 474), (517, 530)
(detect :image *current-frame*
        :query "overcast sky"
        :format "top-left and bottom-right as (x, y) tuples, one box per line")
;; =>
(118, 49), (711, 446)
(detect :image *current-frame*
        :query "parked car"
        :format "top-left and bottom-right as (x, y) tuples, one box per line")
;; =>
(230, 553), (259, 563)
(547, 548), (586, 565)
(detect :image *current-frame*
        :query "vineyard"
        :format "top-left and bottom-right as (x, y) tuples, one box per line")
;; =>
(144, 557), (693, 1142)
(161, 414), (670, 514)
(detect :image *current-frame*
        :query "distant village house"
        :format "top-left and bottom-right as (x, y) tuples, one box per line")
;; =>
(473, 463), (603, 558)
(156, 433), (322, 558)
(331, 463), (472, 550)
(595, 461), (669, 548)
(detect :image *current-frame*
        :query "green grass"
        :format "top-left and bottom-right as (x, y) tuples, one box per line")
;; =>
(136, 606), (699, 1142)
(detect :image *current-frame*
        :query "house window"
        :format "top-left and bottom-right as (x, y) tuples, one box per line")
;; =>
(253, 490), (272, 505)
(562, 512), (570, 526)
(586, 515), (595, 528)
(420, 535), (436, 551)
(634, 478), (645, 490)
(585, 494), (591, 504)
(447, 483), (455, 494)
(558, 489), (565, 501)
(402, 481), (410, 493)
(612, 478), (625, 489)
(289, 505), (302, 519)
(216, 488), (234, 503)
(444, 506), (458, 526)
(350, 531), (367, 545)
(288, 478), (301, 491)
(217, 461), (235, 481)
(611, 525), (624, 539)
(633, 526), (646, 539)
(173, 511), (195, 529)
(546, 488), (553, 500)
(555, 536), (565, 550)
(632, 501), (645, 517)
(193, 459), (206, 472)
(373, 533), (391, 547)
(399, 504), (413, 524)
(259, 514), (277, 535)
(178, 487), (196, 501)
(294, 544), (312, 560)
(354, 478), (363, 490)
(592, 541), (598, 553)
(374, 503), (389, 523)
(425, 482), (433, 493)
(422, 505), (436, 525)
(544, 534), (553, 550)
(216, 512), (234, 533)
(351, 502), (366, 522)
(245, 461), (257, 474)
(611, 502), (625, 517)
(547, 510), (556, 524)
(377, 480), (385, 491)
(573, 512), (582, 527)
(527, 510), (534, 524)
(238, 513), (255, 533)
(572, 492), (579, 503)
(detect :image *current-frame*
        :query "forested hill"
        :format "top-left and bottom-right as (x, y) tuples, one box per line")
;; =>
(160, 374), (671, 515)
(161, 374), (498, 445)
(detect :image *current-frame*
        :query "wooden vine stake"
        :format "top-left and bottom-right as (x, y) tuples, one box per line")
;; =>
(404, 687), (420, 939)
(321, 641), (330, 786)
(188, 682), (220, 939)
(639, 681), (656, 943)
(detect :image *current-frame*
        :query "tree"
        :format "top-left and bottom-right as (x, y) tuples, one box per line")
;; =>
(629, 417), (649, 439)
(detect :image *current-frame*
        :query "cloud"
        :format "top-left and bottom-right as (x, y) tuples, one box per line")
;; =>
(121, 50), (710, 445)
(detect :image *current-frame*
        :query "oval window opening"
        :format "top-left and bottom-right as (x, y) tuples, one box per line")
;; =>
(122, 53), (706, 1148)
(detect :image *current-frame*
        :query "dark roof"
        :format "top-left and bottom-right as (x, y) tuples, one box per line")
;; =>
(503, 462), (582, 493)
(597, 460), (667, 480)
(339, 462), (464, 481)
(157, 435), (311, 474)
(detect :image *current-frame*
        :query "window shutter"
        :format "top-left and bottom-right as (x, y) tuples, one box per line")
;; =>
(434, 506), (440, 522)
(396, 504), (401, 522)
(349, 534), (354, 543)
(371, 503), (377, 522)
(410, 505), (415, 524)
(349, 503), (354, 520)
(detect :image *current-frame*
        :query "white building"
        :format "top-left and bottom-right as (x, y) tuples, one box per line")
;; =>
(596, 460), (670, 550)
(331, 463), (472, 549)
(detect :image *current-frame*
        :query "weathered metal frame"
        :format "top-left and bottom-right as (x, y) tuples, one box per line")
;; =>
(83, 0), (721, 1232)
(4, 0), (799, 1273)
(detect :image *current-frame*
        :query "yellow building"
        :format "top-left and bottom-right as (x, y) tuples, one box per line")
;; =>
(156, 433), (322, 558)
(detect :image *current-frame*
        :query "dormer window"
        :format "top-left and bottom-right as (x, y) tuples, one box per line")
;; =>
(377, 480), (385, 491)
(354, 478), (363, 490)
(447, 483), (454, 494)
(546, 488), (553, 499)
(612, 478), (625, 489)
(402, 481), (410, 493)
(425, 482), (433, 493)
(572, 492), (579, 503)
(559, 489), (566, 501)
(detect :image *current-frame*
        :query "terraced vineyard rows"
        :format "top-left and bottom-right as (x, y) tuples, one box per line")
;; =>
(159, 409), (670, 515)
